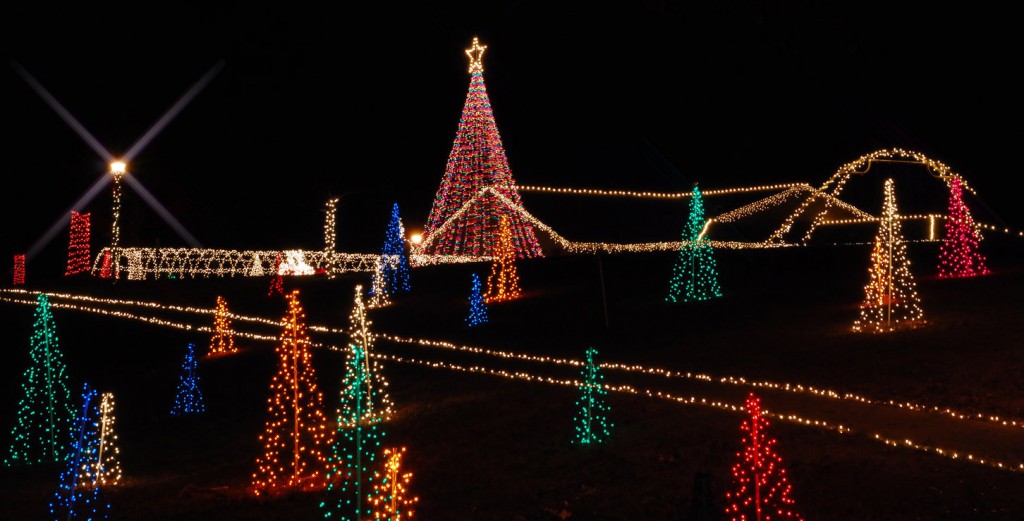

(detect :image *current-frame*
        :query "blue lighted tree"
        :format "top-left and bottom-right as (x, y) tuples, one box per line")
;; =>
(170, 343), (205, 415)
(466, 273), (488, 327)
(666, 185), (722, 303)
(573, 347), (612, 445)
(371, 203), (411, 297)
(5, 294), (75, 467)
(50, 383), (109, 520)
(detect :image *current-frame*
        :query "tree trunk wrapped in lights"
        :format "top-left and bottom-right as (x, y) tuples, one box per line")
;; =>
(208, 296), (237, 356)
(853, 178), (924, 333)
(725, 393), (804, 521)
(421, 37), (542, 259)
(252, 290), (332, 494)
(666, 185), (722, 303)
(484, 217), (522, 303)
(573, 347), (612, 445)
(937, 177), (990, 278)
(5, 294), (75, 467)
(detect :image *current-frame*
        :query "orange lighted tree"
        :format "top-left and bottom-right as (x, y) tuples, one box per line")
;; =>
(251, 290), (332, 494)
(484, 217), (521, 303)
(369, 447), (418, 520)
(208, 296), (237, 356)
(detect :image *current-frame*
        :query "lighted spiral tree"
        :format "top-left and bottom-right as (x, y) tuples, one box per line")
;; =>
(374, 203), (411, 295)
(170, 343), (205, 415)
(573, 347), (612, 445)
(484, 217), (522, 303)
(667, 185), (722, 303)
(5, 294), (75, 467)
(421, 37), (542, 259)
(51, 383), (109, 520)
(208, 295), (237, 356)
(724, 393), (804, 521)
(369, 447), (418, 520)
(79, 392), (123, 488)
(853, 179), (924, 333)
(937, 177), (990, 278)
(466, 273), (488, 327)
(65, 211), (92, 276)
(252, 290), (332, 494)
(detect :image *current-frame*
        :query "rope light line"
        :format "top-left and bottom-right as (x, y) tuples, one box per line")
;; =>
(517, 182), (809, 199)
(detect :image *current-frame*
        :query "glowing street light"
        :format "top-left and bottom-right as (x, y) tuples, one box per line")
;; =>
(409, 233), (423, 245)
(110, 161), (127, 174)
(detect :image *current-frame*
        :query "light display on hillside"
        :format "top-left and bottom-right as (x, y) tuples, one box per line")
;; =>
(421, 37), (542, 259)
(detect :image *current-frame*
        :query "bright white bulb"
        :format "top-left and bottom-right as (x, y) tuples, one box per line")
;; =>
(410, 234), (423, 245)
(110, 161), (127, 174)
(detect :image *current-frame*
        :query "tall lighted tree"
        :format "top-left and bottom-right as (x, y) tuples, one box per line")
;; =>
(208, 295), (237, 356)
(79, 392), (123, 488)
(484, 217), (522, 303)
(421, 37), (542, 259)
(170, 343), (205, 415)
(5, 294), (75, 467)
(466, 273), (488, 327)
(853, 179), (924, 333)
(573, 347), (612, 445)
(51, 383), (108, 521)
(369, 447), (418, 520)
(252, 290), (332, 494)
(938, 177), (990, 278)
(724, 393), (804, 521)
(374, 203), (411, 295)
(65, 211), (92, 276)
(667, 185), (722, 303)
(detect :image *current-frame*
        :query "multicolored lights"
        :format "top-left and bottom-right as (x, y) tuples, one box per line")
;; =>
(853, 179), (924, 333)
(51, 383), (109, 520)
(484, 217), (522, 303)
(938, 177), (990, 278)
(466, 273), (488, 327)
(369, 447), (418, 520)
(252, 290), (332, 494)
(667, 185), (722, 303)
(65, 211), (92, 276)
(725, 393), (804, 521)
(170, 343), (205, 415)
(573, 347), (612, 445)
(208, 296), (237, 356)
(421, 37), (542, 259)
(5, 293), (75, 466)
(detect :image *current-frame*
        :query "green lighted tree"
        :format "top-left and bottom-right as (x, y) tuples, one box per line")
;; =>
(667, 185), (722, 302)
(573, 347), (612, 445)
(5, 294), (75, 466)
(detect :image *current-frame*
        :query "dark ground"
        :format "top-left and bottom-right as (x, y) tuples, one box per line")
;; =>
(2, 235), (1024, 520)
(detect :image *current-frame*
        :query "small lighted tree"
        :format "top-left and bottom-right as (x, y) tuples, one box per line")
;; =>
(853, 179), (924, 332)
(369, 447), (418, 520)
(374, 203), (411, 295)
(667, 185), (722, 303)
(170, 343), (205, 415)
(484, 217), (522, 303)
(573, 347), (612, 445)
(724, 393), (804, 521)
(80, 392), (123, 488)
(50, 383), (108, 520)
(252, 290), (332, 494)
(5, 294), (75, 467)
(938, 177), (990, 278)
(466, 273), (488, 327)
(208, 295), (237, 356)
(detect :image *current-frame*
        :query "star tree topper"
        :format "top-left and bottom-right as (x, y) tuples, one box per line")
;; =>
(466, 36), (487, 73)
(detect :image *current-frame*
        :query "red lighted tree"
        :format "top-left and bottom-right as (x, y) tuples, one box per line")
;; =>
(725, 393), (804, 521)
(251, 290), (332, 494)
(65, 211), (92, 276)
(484, 217), (522, 303)
(937, 177), (990, 278)
(421, 37), (541, 259)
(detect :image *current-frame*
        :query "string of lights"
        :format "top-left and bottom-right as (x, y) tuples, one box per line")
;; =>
(517, 182), (809, 199)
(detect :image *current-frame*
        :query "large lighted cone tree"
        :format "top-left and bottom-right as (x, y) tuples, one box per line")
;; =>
(484, 217), (522, 303)
(724, 393), (805, 521)
(666, 185), (722, 303)
(50, 383), (108, 521)
(369, 447), (418, 520)
(853, 179), (925, 333)
(208, 295), (238, 356)
(252, 290), (333, 494)
(421, 37), (542, 259)
(5, 294), (75, 467)
(937, 177), (990, 278)
(573, 347), (612, 445)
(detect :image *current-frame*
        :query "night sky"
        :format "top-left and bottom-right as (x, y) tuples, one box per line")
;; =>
(2, 2), (1019, 270)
